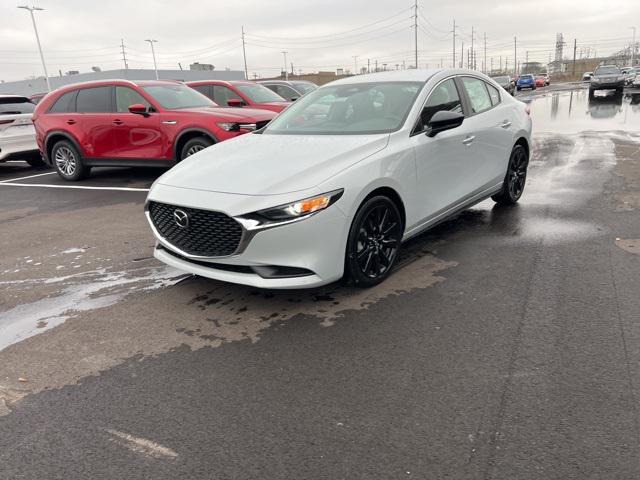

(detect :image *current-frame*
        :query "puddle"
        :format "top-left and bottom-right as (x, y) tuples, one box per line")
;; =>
(0, 265), (186, 352)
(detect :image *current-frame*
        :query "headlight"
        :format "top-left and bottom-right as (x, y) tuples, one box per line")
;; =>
(249, 189), (344, 224)
(217, 122), (240, 131)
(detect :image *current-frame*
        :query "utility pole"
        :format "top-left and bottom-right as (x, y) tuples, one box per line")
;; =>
(413, 0), (418, 69)
(631, 27), (636, 67)
(120, 38), (128, 70)
(281, 51), (288, 80)
(572, 38), (577, 75)
(514, 36), (517, 76)
(353, 55), (358, 75)
(452, 19), (457, 68)
(375, 59), (378, 72)
(471, 26), (475, 69)
(17, 5), (51, 91)
(144, 39), (159, 80)
(241, 26), (248, 80)
(460, 41), (464, 68)
(483, 32), (487, 74)
(367, 58), (370, 73)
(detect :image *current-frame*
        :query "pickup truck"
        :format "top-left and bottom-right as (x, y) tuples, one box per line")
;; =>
(0, 95), (44, 167)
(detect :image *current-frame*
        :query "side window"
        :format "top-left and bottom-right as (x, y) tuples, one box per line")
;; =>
(262, 84), (278, 93)
(76, 87), (112, 113)
(415, 79), (462, 133)
(212, 85), (238, 106)
(115, 86), (150, 113)
(486, 83), (501, 106)
(191, 85), (211, 99)
(276, 85), (299, 101)
(461, 77), (492, 114)
(49, 91), (76, 113)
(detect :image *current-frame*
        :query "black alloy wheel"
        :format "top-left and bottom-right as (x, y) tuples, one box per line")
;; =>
(492, 144), (528, 205)
(345, 196), (403, 287)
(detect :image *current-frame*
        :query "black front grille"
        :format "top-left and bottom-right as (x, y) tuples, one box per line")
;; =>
(148, 201), (243, 257)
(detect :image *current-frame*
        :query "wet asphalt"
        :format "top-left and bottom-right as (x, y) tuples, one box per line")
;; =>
(1, 84), (640, 479)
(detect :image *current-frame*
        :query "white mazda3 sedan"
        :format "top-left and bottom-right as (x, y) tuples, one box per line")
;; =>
(146, 69), (532, 289)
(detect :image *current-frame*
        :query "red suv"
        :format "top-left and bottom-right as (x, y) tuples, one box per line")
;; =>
(33, 79), (275, 181)
(186, 80), (291, 113)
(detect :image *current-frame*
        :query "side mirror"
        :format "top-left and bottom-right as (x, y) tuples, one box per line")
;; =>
(227, 98), (244, 108)
(128, 103), (149, 116)
(426, 110), (465, 137)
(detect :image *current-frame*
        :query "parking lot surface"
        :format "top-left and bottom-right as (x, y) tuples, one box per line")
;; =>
(1, 85), (640, 479)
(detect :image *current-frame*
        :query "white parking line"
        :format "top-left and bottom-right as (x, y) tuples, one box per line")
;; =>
(0, 182), (149, 192)
(0, 171), (57, 183)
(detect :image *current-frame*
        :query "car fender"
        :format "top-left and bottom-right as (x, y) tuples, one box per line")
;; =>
(44, 130), (83, 162)
(173, 127), (220, 159)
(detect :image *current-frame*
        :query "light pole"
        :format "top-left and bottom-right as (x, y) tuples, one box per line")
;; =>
(631, 27), (637, 67)
(281, 51), (288, 80)
(18, 5), (51, 91)
(145, 39), (159, 79)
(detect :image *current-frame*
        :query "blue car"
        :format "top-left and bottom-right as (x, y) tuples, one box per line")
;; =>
(516, 74), (536, 91)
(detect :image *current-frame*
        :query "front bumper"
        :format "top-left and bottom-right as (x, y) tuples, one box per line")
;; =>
(146, 184), (350, 289)
(591, 80), (625, 89)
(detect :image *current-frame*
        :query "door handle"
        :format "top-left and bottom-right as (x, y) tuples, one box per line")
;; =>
(462, 135), (476, 145)
(66, 119), (76, 125)
(162, 120), (177, 125)
(500, 120), (512, 128)
(112, 119), (124, 125)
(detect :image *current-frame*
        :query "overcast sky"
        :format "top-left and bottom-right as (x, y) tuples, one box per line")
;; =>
(1, 0), (638, 82)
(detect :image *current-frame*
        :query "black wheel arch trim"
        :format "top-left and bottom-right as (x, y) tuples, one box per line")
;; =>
(174, 128), (219, 160)
(44, 131), (83, 164)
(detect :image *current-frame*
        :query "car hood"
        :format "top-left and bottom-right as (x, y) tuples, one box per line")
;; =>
(157, 133), (389, 195)
(178, 106), (275, 121)
(255, 101), (290, 107)
(592, 74), (621, 81)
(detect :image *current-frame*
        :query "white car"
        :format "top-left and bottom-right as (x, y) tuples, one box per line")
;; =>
(0, 95), (43, 167)
(146, 69), (532, 289)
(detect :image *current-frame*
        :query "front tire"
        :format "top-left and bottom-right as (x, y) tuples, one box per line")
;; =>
(345, 196), (403, 288)
(51, 140), (90, 181)
(179, 136), (213, 161)
(492, 144), (529, 205)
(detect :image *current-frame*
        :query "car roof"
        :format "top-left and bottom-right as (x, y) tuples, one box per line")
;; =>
(185, 80), (253, 87)
(52, 78), (183, 93)
(329, 68), (444, 86)
(0, 94), (30, 100)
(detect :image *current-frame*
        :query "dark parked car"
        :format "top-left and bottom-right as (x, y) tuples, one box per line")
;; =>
(516, 74), (536, 91)
(257, 80), (318, 101)
(33, 79), (275, 181)
(491, 75), (515, 95)
(590, 65), (625, 96)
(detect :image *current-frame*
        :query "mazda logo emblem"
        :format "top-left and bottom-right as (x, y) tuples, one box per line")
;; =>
(173, 209), (189, 228)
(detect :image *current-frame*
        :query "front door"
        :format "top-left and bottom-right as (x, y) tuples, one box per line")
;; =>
(410, 77), (476, 224)
(111, 86), (165, 160)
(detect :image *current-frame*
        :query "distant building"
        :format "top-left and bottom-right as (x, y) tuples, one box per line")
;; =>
(0, 68), (245, 96)
(189, 62), (215, 71)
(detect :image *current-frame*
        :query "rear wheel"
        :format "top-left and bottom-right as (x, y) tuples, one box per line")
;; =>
(179, 136), (213, 161)
(345, 196), (403, 288)
(52, 140), (90, 181)
(492, 144), (528, 205)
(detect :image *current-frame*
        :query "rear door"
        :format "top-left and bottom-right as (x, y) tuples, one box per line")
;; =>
(73, 86), (118, 159)
(458, 76), (512, 192)
(112, 86), (164, 160)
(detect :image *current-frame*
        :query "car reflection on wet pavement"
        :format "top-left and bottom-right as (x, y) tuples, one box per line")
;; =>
(1, 85), (640, 480)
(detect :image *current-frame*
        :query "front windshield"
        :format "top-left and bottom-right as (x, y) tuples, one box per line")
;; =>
(595, 66), (620, 76)
(263, 81), (423, 135)
(236, 84), (286, 103)
(291, 82), (317, 93)
(492, 76), (509, 83)
(522, 75), (533, 80)
(142, 84), (216, 109)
